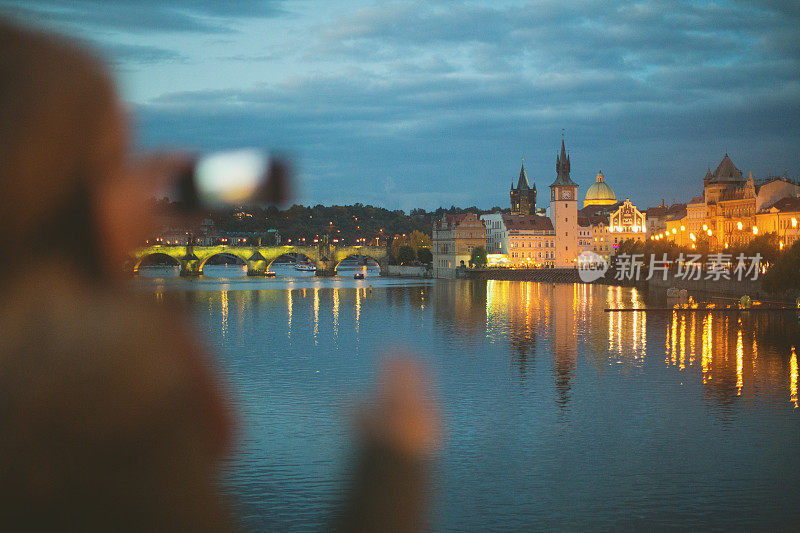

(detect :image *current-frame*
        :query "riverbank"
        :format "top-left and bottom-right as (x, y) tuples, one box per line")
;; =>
(382, 265), (433, 278)
(466, 268), (581, 283)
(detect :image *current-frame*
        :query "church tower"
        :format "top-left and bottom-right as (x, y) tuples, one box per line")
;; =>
(549, 139), (578, 268)
(510, 159), (537, 214)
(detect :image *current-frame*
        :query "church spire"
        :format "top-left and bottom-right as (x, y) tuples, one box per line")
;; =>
(551, 136), (577, 188)
(517, 161), (531, 190)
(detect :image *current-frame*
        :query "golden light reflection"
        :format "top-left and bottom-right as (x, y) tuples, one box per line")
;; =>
(790, 346), (798, 409)
(355, 286), (361, 333)
(221, 290), (229, 339)
(332, 288), (339, 338)
(690, 313), (696, 366)
(287, 290), (293, 338)
(671, 310), (678, 366)
(736, 321), (743, 395)
(701, 314), (712, 383)
(313, 287), (319, 344)
(679, 314), (686, 370)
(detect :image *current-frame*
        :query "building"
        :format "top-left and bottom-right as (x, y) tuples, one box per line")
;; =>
(481, 213), (556, 267)
(579, 199), (646, 261)
(583, 170), (617, 208)
(549, 139), (579, 267)
(645, 200), (686, 236)
(431, 213), (487, 278)
(510, 161), (537, 215)
(657, 154), (800, 250)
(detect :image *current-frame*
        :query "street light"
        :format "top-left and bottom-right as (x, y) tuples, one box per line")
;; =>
(737, 221), (743, 230)
(752, 226), (758, 235)
(689, 233), (696, 241)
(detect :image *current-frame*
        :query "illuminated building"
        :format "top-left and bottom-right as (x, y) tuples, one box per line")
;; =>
(583, 170), (617, 208)
(510, 160), (537, 215)
(431, 213), (486, 278)
(659, 154), (800, 249)
(550, 139), (580, 267)
(481, 213), (556, 267)
(578, 199), (646, 261)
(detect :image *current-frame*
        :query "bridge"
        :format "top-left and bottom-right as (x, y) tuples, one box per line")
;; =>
(130, 243), (390, 277)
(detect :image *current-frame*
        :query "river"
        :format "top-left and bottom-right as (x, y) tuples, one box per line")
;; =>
(135, 265), (800, 531)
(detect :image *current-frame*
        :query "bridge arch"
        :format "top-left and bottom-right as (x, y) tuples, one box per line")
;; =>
(265, 252), (319, 273)
(132, 252), (180, 273)
(196, 250), (251, 275)
(333, 254), (384, 274)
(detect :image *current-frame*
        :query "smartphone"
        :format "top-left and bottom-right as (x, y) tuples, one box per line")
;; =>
(173, 149), (290, 210)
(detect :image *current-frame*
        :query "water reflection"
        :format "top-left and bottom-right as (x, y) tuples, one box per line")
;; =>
(135, 276), (800, 531)
(426, 280), (800, 411)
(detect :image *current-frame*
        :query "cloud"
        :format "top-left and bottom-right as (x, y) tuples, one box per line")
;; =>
(2, 0), (798, 209)
(0, 0), (286, 34)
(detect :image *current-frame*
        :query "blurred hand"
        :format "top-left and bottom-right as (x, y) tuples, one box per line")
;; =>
(358, 356), (441, 458)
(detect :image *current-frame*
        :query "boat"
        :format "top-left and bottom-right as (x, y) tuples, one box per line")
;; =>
(265, 271), (276, 277)
(354, 273), (365, 279)
(294, 262), (316, 272)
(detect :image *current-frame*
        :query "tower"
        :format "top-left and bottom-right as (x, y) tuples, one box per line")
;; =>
(510, 159), (537, 214)
(549, 138), (578, 268)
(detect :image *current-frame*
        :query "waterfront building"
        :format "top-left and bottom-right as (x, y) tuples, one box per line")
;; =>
(510, 161), (537, 215)
(645, 200), (686, 236)
(583, 170), (617, 208)
(549, 139), (579, 267)
(656, 154), (800, 249)
(481, 213), (556, 267)
(578, 199), (646, 261)
(431, 212), (487, 278)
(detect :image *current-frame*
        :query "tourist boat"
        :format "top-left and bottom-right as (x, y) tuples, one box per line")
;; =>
(294, 262), (316, 272)
(354, 273), (365, 279)
(265, 271), (276, 277)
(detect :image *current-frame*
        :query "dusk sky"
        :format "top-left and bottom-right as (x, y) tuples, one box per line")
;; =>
(3, 1), (799, 211)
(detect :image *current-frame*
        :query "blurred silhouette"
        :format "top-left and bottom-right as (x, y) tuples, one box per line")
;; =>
(0, 18), (438, 532)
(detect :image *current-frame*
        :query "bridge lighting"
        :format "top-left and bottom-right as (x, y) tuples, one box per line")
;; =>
(752, 226), (758, 235)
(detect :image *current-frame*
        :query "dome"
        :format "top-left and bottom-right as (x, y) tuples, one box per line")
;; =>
(583, 170), (617, 208)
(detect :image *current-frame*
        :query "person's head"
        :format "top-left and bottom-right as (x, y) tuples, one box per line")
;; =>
(0, 19), (157, 281)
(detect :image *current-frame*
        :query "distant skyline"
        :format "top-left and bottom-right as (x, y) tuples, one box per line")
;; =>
(3, 0), (799, 211)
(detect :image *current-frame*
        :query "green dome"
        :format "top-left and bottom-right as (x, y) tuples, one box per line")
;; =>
(584, 170), (616, 208)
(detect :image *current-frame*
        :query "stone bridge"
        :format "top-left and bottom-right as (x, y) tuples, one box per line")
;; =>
(131, 244), (390, 277)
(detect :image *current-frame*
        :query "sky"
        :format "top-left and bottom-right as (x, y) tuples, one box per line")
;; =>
(3, 0), (799, 211)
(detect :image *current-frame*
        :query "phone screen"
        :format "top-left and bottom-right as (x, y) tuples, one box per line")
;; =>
(194, 149), (270, 208)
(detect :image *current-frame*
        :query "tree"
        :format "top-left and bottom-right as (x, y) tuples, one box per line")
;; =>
(471, 246), (487, 267)
(761, 238), (800, 294)
(398, 245), (416, 265)
(417, 247), (433, 264)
